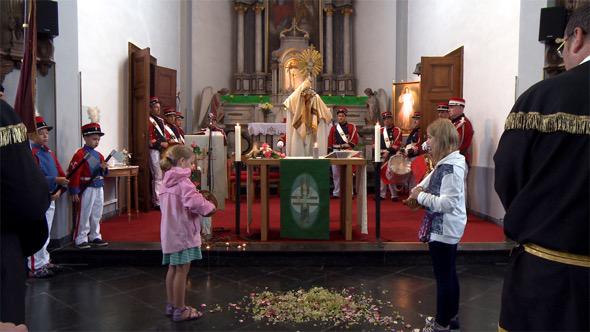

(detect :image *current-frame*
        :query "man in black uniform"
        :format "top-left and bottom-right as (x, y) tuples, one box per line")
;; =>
(0, 99), (50, 324)
(494, 5), (590, 331)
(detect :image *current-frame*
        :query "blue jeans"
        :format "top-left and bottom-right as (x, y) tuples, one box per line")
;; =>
(428, 241), (459, 327)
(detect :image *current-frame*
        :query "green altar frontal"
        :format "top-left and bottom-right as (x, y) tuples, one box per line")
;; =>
(221, 95), (368, 106)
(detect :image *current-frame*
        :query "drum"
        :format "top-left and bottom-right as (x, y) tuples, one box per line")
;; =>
(380, 153), (412, 185)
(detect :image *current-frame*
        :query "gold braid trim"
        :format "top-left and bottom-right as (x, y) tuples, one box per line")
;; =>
(0, 123), (28, 148)
(505, 112), (590, 135)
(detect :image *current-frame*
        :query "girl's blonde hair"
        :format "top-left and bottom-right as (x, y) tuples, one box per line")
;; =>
(160, 145), (194, 172)
(427, 118), (459, 164)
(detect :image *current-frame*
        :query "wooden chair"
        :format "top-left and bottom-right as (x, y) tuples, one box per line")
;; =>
(227, 153), (260, 201)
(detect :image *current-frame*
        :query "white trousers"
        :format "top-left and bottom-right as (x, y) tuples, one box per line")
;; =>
(74, 187), (104, 245)
(149, 149), (162, 206)
(380, 180), (398, 199)
(28, 201), (55, 270)
(331, 165), (341, 197)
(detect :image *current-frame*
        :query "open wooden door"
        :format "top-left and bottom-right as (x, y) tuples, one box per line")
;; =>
(128, 43), (152, 211)
(155, 66), (177, 110)
(419, 47), (463, 132)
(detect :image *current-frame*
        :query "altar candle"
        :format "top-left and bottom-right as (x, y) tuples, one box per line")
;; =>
(235, 123), (241, 162)
(374, 124), (381, 162)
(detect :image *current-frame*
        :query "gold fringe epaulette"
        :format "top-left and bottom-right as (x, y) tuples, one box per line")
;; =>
(505, 112), (590, 135)
(0, 123), (28, 147)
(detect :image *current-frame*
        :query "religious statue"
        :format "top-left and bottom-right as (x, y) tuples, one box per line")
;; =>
(364, 88), (388, 126)
(282, 46), (331, 157)
(283, 77), (331, 157)
(196, 87), (229, 132)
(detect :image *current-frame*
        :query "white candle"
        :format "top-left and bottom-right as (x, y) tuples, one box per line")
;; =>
(235, 123), (241, 162)
(374, 123), (381, 162)
(314, 142), (318, 149)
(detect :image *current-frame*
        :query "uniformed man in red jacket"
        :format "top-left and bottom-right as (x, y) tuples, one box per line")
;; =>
(448, 98), (474, 165)
(327, 106), (359, 197)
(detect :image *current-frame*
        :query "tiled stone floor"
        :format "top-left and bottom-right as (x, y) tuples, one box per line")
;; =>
(25, 263), (506, 331)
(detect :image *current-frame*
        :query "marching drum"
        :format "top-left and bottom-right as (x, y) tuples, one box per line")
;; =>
(380, 153), (412, 185)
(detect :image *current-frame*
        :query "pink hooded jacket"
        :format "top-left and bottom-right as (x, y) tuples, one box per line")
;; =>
(159, 167), (215, 254)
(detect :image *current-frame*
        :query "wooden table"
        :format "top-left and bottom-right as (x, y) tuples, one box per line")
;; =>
(106, 166), (139, 218)
(245, 158), (367, 241)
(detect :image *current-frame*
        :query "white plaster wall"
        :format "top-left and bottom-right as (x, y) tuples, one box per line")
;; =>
(516, 0), (546, 97)
(406, 0), (521, 220)
(52, 0), (81, 240)
(77, 0), (181, 153)
(191, 0), (233, 132)
(354, 0), (396, 96)
(407, 0), (520, 168)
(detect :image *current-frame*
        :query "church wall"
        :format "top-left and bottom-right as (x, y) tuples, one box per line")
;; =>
(354, 0), (396, 100)
(77, 0), (181, 153)
(190, 0), (233, 132)
(406, 0), (521, 221)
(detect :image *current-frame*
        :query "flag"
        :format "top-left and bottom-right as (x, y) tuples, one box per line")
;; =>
(14, 0), (37, 133)
(280, 159), (330, 240)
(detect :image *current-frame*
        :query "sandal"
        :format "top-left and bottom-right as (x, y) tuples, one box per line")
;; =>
(172, 306), (203, 322)
(165, 303), (174, 317)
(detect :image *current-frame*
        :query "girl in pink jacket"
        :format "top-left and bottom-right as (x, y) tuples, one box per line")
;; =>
(159, 145), (216, 322)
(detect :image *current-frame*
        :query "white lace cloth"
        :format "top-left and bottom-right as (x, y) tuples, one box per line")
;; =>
(247, 123), (287, 136)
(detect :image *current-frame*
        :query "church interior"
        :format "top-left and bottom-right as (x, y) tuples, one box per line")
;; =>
(1, 0), (587, 330)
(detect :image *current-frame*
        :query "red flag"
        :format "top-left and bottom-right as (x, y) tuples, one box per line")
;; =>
(14, 0), (37, 133)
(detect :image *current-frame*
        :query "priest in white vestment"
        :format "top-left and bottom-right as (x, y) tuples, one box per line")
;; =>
(282, 78), (332, 157)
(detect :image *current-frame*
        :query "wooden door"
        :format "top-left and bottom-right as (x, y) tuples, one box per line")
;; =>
(129, 44), (152, 211)
(155, 66), (177, 110)
(419, 47), (463, 133)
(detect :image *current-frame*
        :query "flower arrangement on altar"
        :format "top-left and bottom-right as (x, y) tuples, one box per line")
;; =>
(259, 102), (273, 118)
(246, 143), (286, 159)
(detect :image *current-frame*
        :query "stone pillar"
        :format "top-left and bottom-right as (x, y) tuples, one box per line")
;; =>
(342, 7), (353, 75)
(324, 5), (334, 75)
(254, 3), (264, 73)
(235, 3), (247, 73)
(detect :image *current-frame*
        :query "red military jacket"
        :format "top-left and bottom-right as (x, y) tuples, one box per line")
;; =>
(380, 125), (402, 154)
(452, 114), (474, 165)
(328, 122), (359, 150)
(67, 146), (108, 195)
(149, 115), (169, 151)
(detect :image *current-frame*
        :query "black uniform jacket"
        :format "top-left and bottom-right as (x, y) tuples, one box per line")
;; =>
(0, 99), (50, 256)
(494, 61), (590, 255)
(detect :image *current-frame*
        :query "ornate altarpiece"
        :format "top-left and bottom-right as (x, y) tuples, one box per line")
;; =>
(232, 0), (356, 98)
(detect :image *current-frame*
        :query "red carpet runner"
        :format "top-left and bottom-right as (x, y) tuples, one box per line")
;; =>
(101, 197), (505, 243)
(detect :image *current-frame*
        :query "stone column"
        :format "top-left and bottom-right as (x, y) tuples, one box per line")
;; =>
(235, 3), (247, 73)
(342, 7), (353, 75)
(254, 3), (264, 73)
(324, 5), (334, 75)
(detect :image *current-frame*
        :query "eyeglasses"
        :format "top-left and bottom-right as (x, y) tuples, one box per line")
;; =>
(557, 31), (575, 58)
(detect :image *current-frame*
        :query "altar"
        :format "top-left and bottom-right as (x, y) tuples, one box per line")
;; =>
(245, 157), (367, 241)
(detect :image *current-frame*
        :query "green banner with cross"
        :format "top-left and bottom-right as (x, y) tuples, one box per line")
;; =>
(280, 159), (330, 240)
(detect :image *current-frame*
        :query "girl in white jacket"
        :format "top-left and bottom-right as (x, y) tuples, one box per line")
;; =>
(409, 119), (468, 332)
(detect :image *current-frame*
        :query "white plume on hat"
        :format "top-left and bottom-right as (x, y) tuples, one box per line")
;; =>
(87, 106), (100, 123)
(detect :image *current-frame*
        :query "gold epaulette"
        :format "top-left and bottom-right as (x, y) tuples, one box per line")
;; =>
(505, 112), (590, 135)
(0, 123), (28, 148)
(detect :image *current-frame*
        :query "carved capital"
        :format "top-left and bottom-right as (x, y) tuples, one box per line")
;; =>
(254, 2), (264, 14)
(234, 3), (248, 14)
(324, 4), (334, 16)
(341, 7), (354, 16)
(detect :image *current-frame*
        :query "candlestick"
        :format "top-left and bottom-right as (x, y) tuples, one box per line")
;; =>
(374, 124), (381, 162)
(312, 142), (319, 159)
(235, 123), (241, 162)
